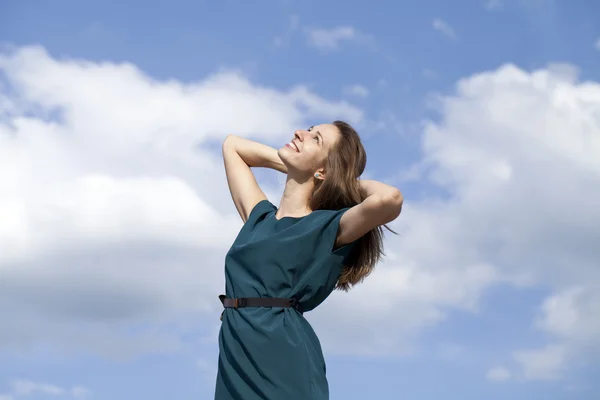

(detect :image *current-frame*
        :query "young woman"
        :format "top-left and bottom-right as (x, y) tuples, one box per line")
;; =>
(216, 121), (403, 400)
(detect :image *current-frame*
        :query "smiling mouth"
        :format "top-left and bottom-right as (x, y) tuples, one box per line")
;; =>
(286, 141), (299, 152)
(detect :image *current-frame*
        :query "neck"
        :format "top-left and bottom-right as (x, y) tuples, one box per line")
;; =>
(276, 175), (315, 219)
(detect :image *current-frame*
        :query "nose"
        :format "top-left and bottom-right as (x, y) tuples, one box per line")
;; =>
(294, 130), (308, 141)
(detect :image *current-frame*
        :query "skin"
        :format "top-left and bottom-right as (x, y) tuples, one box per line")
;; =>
(222, 123), (403, 248)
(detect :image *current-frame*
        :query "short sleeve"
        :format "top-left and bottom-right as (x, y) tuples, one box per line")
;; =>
(320, 207), (356, 262)
(244, 199), (276, 228)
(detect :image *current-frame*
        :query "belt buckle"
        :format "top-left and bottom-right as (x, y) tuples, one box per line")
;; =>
(234, 298), (247, 309)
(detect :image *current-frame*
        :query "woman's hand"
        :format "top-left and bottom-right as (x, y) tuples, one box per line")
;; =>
(223, 135), (287, 174)
(358, 179), (402, 201)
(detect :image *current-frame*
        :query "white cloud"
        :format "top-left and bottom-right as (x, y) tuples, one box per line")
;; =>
(313, 60), (600, 373)
(486, 366), (511, 382)
(535, 287), (600, 343)
(410, 63), (600, 378)
(311, 257), (497, 356)
(343, 84), (369, 97)
(304, 26), (363, 51)
(512, 286), (600, 380)
(433, 18), (457, 39)
(0, 45), (362, 356)
(0, 395), (13, 400)
(595, 38), (600, 50)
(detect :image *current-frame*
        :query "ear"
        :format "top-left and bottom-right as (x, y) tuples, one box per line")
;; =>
(314, 169), (326, 181)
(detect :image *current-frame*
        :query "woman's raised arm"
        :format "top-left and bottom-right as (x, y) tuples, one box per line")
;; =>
(222, 135), (287, 222)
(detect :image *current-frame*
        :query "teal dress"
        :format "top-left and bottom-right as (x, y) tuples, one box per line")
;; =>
(215, 199), (356, 400)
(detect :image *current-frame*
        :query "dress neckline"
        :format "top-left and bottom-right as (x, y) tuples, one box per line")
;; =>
(273, 209), (313, 221)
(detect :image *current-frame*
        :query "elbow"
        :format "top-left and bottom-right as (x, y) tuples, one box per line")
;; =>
(382, 188), (403, 206)
(381, 189), (403, 220)
(223, 134), (237, 145)
(222, 134), (238, 153)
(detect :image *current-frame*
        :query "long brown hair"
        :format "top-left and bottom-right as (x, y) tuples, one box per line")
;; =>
(310, 120), (394, 291)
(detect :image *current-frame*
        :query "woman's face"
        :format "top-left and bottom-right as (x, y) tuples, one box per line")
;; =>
(278, 123), (340, 179)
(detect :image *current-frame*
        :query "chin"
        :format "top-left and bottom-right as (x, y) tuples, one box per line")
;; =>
(279, 144), (297, 155)
(278, 147), (292, 164)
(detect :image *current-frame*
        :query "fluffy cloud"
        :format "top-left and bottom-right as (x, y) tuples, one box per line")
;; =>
(412, 64), (600, 378)
(513, 285), (600, 379)
(0, 45), (361, 356)
(311, 63), (600, 380)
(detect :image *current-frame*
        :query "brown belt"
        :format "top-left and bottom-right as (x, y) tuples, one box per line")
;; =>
(219, 294), (302, 320)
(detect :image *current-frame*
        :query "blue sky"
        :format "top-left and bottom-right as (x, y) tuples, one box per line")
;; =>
(1, 0), (600, 399)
